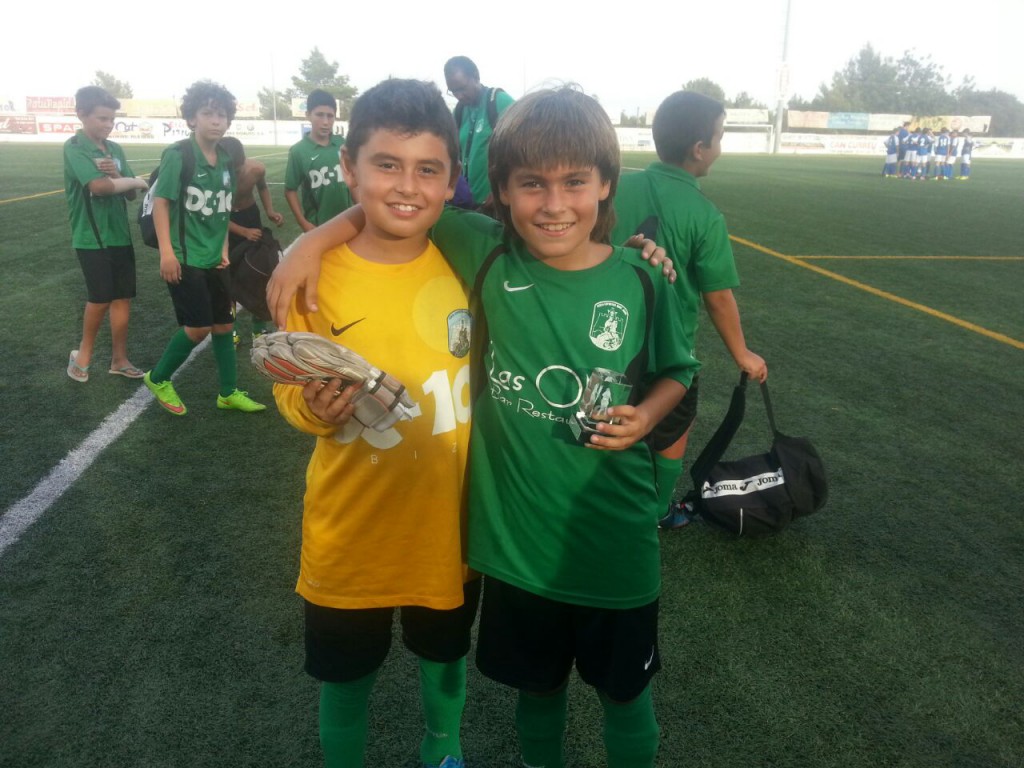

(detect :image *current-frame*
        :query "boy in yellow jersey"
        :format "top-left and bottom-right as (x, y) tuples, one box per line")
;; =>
(272, 79), (475, 768)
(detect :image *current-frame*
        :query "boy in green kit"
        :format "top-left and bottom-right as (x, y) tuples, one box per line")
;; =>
(143, 80), (265, 416)
(268, 86), (698, 768)
(611, 90), (767, 528)
(284, 89), (353, 232)
(63, 85), (150, 382)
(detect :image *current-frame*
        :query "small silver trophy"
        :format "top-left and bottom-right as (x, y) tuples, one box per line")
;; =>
(570, 368), (633, 445)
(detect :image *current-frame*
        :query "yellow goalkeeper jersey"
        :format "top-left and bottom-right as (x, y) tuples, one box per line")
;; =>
(274, 241), (472, 610)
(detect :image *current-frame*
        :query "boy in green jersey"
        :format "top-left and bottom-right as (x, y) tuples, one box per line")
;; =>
(612, 91), (767, 527)
(143, 80), (265, 416)
(267, 86), (697, 768)
(284, 89), (353, 232)
(63, 85), (150, 382)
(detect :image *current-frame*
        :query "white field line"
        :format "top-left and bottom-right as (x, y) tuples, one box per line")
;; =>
(0, 338), (209, 561)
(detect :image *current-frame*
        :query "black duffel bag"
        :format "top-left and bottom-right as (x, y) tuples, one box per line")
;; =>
(682, 373), (828, 536)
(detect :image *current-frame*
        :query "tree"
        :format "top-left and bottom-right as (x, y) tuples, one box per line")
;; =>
(954, 85), (1024, 136)
(809, 44), (900, 111)
(894, 51), (953, 115)
(289, 47), (358, 118)
(257, 87), (292, 120)
(682, 78), (726, 104)
(618, 111), (647, 127)
(729, 91), (766, 109)
(92, 71), (133, 99)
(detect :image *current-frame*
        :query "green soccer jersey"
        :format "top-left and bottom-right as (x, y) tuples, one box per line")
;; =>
(432, 210), (699, 609)
(612, 162), (739, 357)
(456, 87), (515, 204)
(154, 138), (234, 269)
(284, 134), (352, 225)
(63, 130), (135, 249)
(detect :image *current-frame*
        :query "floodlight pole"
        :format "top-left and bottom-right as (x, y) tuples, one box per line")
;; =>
(772, 0), (792, 154)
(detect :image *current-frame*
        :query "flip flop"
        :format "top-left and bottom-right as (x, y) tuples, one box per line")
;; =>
(67, 350), (89, 382)
(109, 364), (145, 379)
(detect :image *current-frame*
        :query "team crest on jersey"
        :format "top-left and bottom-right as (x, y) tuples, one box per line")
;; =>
(448, 310), (472, 358)
(589, 301), (628, 351)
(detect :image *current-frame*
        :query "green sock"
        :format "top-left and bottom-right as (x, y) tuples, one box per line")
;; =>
(654, 454), (683, 512)
(151, 328), (197, 383)
(419, 657), (466, 766)
(516, 686), (568, 768)
(601, 685), (659, 768)
(210, 331), (237, 397)
(319, 672), (378, 768)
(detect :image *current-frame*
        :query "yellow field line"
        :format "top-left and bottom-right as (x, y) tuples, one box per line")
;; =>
(731, 235), (1024, 351)
(0, 189), (62, 204)
(796, 255), (1024, 261)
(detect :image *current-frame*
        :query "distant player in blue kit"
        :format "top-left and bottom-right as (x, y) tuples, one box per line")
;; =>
(933, 128), (951, 180)
(883, 127), (899, 177)
(901, 129), (919, 178)
(958, 129), (975, 179)
(914, 128), (932, 180)
(946, 130), (960, 180)
(896, 121), (912, 177)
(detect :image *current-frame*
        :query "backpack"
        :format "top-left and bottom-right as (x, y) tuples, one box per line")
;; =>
(227, 228), (283, 322)
(452, 86), (504, 134)
(138, 139), (195, 254)
(681, 373), (828, 536)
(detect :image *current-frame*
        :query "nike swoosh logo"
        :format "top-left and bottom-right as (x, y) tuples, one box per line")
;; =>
(196, 172), (207, 178)
(644, 646), (655, 670)
(331, 317), (366, 336)
(503, 280), (534, 292)
(310, 154), (320, 162)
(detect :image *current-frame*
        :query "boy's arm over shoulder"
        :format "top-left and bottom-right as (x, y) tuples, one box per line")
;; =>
(429, 206), (506, 284)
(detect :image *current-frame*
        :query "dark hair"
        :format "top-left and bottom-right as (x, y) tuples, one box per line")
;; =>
(180, 80), (237, 124)
(652, 91), (725, 165)
(218, 136), (246, 168)
(75, 86), (119, 115)
(488, 86), (620, 244)
(345, 79), (459, 175)
(306, 89), (337, 114)
(443, 56), (480, 82)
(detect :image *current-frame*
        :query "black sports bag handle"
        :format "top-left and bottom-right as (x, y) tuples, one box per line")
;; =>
(688, 373), (778, 490)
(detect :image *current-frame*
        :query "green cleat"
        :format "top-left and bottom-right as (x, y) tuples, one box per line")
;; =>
(144, 371), (187, 416)
(217, 389), (266, 413)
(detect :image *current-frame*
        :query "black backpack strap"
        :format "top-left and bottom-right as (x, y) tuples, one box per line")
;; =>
(71, 135), (106, 250)
(174, 139), (195, 264)
(688, 373), (749, 490)
(624, 264), (655, 403)
(486, 87), (503, 129)
(468, 243), (507, 402)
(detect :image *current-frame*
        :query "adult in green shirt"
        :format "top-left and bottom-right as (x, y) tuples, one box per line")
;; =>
(443, 56), (514, 209)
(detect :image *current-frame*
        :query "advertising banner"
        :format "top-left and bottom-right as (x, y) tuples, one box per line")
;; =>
(0, 115), (37, 134)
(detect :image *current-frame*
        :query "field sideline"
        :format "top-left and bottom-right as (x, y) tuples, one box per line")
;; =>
(1, 144), (1022, 768)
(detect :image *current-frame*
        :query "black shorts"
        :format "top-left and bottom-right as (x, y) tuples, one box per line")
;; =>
(167, 264), (234, 328)
(304, 578), (481, 683)
(476, 576), (660, 702)
(76, 246), (137, 303)
(646, 374), (699, 452)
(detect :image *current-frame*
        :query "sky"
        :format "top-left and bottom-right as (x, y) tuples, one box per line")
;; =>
(3, 0), (1022, 118)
